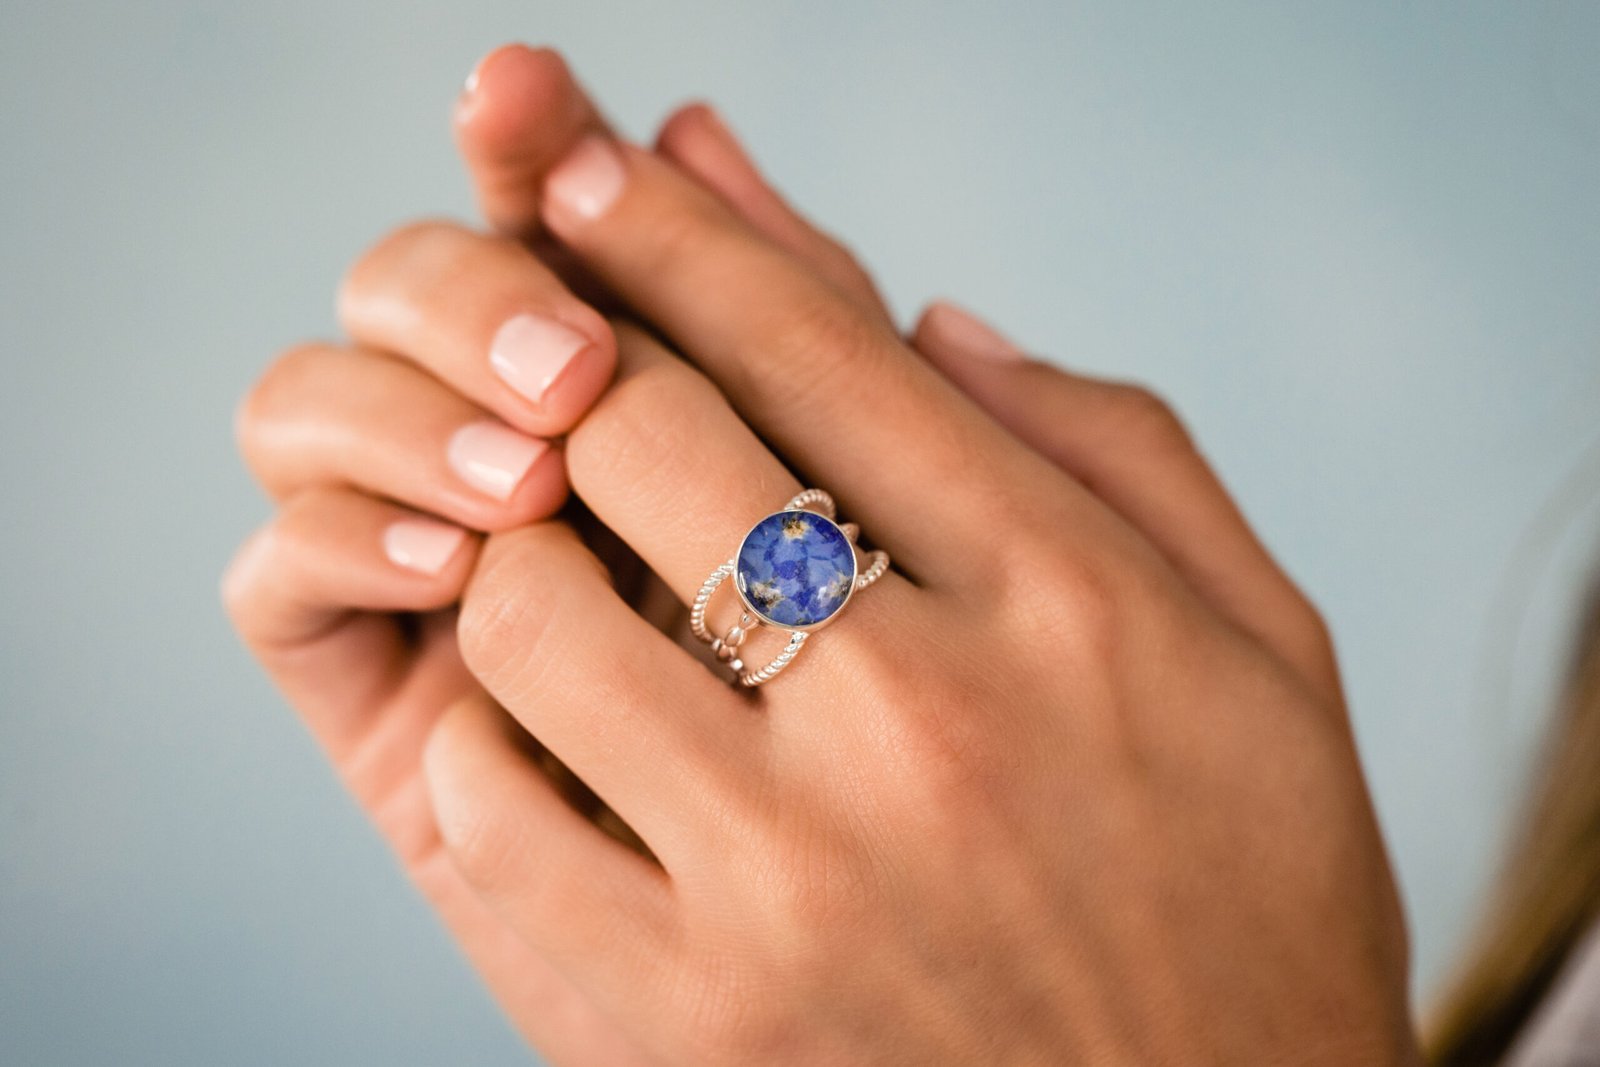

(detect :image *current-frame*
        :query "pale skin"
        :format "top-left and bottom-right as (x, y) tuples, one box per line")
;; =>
(224, 45), (1421, 1066)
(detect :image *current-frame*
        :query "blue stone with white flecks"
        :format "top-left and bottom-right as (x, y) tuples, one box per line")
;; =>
(734, 510), (857, 628)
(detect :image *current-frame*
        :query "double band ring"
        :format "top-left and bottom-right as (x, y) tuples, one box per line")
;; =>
(691, 489), (890, 687)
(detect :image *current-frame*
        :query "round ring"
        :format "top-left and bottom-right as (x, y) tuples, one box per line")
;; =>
(691, 489), (889, 687)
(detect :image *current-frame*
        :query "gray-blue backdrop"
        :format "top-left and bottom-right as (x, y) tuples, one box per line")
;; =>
(3, 2), (1599, 1063)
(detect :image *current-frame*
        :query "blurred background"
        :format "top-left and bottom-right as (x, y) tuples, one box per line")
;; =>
(3, 2), (1598, 1063)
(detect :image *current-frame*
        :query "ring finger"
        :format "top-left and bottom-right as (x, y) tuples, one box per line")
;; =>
(564, 321), (923, 685)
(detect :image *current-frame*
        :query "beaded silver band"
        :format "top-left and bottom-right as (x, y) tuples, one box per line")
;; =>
(691, 489), (889, 688)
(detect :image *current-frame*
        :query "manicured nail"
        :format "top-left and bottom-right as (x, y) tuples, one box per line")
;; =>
(447, 421), (548, 501)
(489, 313), (591, 405)
(920, 300), (1025, 363)
(384, 519), (467, 575)
(544, 135), (627, 224)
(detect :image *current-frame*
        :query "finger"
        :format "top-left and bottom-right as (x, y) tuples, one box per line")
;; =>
(338, 219), (615, 439)
(222, 498), (657, 1065)
(450, 43), (622, 311)
(565, 322), (923, 679)
(423, 691), (678, 1043)
(379, 726), (663, 1067)
(412, 853), (664, 1067)
(237, 343), (567, 532)
(653, 102), (891, 323)
(537, 135), (1060, 579)
(223, 487), (481, 844)
(912, 301), (1339, 693)
(456, 519), (757, 865)
(223, 489), (477, 726)
(451, 50), (887, 325)
(454, 44), (611, 239)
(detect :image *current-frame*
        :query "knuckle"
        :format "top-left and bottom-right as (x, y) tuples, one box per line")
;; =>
(769, 288), (894, 398)
(457, 554), (539, 691)
(456, 529), (581, 695)
(234, 341), (329, 456)
(219, 489), (334, 636)
(336, 216), (467, 320)
(992, 538), (1121, 656)
(1289, 591), (1341, 684)
(1104, 381), (1193, 452)
(270, 486), (336, 552)
(430, 773), (517, 893)
(1288, 590), (1332, 647)
(567, 359), (714, 499)
(219, 527), (276, 628)
(816, 234), (881, 300)
(631, 196), (724, 286)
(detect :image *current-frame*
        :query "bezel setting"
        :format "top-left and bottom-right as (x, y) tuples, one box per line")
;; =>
(732, 508), (859, 633)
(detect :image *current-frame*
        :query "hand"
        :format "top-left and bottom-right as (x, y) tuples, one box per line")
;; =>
(220, 45), (1042, 1063)
(424, 60), (1419, 1066)
(226, 44), (1419, 1063)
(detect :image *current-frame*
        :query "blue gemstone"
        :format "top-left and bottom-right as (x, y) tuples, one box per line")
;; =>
(735, 510), (857, 628)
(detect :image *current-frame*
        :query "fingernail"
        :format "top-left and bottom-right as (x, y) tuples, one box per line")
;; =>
(920, 301), (1025, 363)
(544, 135), (627, 224)
(489, 313), (591, 405)
(447, 421), (548, 502)
(455, 54), (488, 123)
(384, 519), (467, 575)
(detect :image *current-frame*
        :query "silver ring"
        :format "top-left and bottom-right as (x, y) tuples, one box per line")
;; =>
(690, 489), (889, 687)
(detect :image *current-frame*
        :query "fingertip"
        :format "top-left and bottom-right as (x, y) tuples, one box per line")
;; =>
(654, 99), (757, 183)
(653, 99), (719, 153)
(454, 43), (573, 133)
(486, 299), (618, 438)
(912, 300), (1026, 365)
(220, 526), (275, 618)
(907, 300), (947, 353)
(422, 692), (482, 808)
(532, 329), (617, 437)
(484, 442), (572, 532)
(454, 44), (599, 236)
(383, 517), (471, 576)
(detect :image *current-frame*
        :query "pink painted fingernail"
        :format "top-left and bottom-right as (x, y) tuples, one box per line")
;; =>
(447, 421), (548, 501)
(920, 300), (1025, 363)
(543, 135), (627, 223)
(489, 313), (591, 405)
(384, 519), (467, 575)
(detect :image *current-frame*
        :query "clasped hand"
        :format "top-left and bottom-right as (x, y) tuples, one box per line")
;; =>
(225, 45), (1419, 1066)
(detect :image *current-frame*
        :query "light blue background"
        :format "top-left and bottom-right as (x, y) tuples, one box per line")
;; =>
(3, 3), (1598, 1063)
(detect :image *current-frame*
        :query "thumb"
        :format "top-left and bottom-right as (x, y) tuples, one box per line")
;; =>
(452, 44), (611, 238)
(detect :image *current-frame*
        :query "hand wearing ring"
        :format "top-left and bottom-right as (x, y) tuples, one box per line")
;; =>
(227, 47), (1419, 1067)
